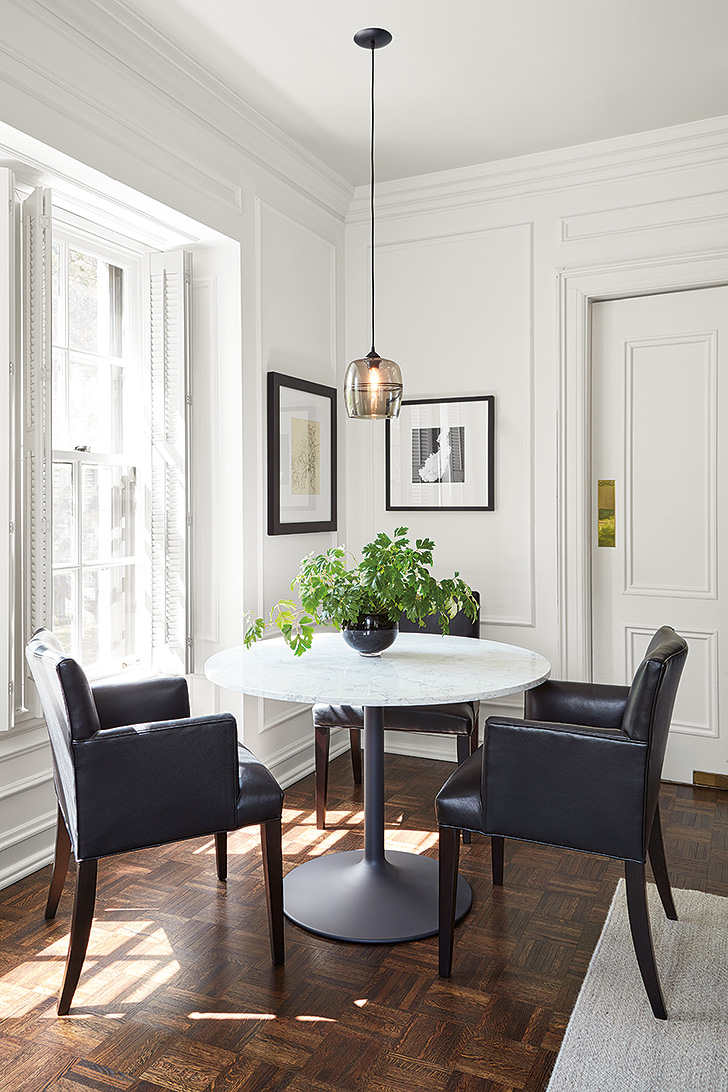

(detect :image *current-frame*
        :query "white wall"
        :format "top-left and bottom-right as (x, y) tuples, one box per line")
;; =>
(0, 0), (349, 886)
(344, 117), (728, 760)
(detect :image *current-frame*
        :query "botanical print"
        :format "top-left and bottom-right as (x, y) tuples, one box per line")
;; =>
(411, 426), (465, 484)
(291, 417), (320, 495)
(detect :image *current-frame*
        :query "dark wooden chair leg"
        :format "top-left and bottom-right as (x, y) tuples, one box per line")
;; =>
(455, 736), (472, 844)
(315, 725), (330, 830)
(215, 832), (227, 881)
(349, 728), (362, 785)
(438, 824), (460, 978)
(260, 818), (285, 966)
(57, 858), (98, 1016)
(624, 860), (668, 1019)
(45, 806), (72, 921)
(491, 835), (505, 886)
(648, 805), (677, 921)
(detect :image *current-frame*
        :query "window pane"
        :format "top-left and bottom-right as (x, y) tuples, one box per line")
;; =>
(68, 356), (123, 452)
(82, 464), (135, 563)
(53, 462), (75, 566)
(52, 349), (70, 450)
(53, 571), (75, 653)
(68, 248), (101, 354)
(67, 249), (124, 356)
(83, 566), (135, 665)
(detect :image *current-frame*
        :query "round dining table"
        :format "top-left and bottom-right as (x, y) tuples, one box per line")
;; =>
(205, 631), (550, 944)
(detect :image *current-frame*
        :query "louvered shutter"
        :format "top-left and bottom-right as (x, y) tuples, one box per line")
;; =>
(148, 250), (192, 674)
(0, 170), (18, 730)
(20, 186), (52, 721)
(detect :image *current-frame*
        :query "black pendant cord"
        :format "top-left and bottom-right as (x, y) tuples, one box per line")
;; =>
(369, 41), (376, 358)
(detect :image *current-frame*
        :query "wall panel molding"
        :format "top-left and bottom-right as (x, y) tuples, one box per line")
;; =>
(0, 728), (49, 767)
(561, 191), (728, 243)
(0, 768), (53, 803)
(0, 807), (56, 855)
(376, 222), (536, 629)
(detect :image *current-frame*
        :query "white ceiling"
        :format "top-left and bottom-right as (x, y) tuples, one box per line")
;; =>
(125, 0), (728, 186)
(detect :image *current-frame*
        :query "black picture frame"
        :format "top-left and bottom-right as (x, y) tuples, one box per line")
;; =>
(267, 371), (337, 535)
(386, 395), (495, 512)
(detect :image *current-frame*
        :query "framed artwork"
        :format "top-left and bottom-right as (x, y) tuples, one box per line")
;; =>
(386, 395), (495, 511)
(267, 372), (337, 535)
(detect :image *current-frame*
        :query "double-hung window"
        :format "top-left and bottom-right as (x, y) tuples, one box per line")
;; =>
(51, 233), (143, 676)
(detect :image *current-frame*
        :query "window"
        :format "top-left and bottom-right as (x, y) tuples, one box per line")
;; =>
(51, 234), (142, 675)
(2, 174), (193, 730)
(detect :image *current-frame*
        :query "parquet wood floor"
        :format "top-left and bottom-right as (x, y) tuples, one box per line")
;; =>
(0, 753), (726, 1092)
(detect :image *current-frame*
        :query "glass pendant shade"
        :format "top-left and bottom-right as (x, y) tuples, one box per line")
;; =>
(344, 352), (403, 419)
(345, 28), (403, 421)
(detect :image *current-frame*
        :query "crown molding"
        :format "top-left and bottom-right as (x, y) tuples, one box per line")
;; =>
(6, 0), (353, 220)
(347, 115), (728, 224)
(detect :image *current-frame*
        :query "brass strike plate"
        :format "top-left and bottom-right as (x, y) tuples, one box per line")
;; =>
(597, 480), (616, 548)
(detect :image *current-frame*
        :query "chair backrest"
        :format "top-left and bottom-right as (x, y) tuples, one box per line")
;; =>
(622, 625), (688, 823)
(25, 628), (102, 851)
(399, 590), (480, 639)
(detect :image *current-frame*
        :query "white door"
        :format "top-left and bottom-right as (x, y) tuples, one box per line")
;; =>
(591, 285), (728, 783)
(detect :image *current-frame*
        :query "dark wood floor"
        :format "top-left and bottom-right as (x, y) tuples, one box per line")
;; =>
(0, 753), (727, 1092)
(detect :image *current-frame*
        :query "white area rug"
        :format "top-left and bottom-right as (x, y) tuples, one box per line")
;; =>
(547, 881), (728, 1092)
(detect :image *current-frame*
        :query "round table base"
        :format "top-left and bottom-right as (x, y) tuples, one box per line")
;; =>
(283, 849), (472, 943)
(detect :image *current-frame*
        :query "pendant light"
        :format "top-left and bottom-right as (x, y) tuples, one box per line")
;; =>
(344, 28), (403, 420)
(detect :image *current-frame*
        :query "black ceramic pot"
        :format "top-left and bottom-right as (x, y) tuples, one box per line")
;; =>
(341, 614), (399, 657)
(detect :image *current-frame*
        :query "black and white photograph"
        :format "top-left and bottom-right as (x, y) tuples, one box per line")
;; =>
(411, 425), (466, 484)
(386, 395), (494, 511)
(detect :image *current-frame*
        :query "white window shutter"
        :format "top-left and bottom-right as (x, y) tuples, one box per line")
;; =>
(21, 186), (52, 719)
(148, 250), (192, 674)
(0, 170), (18, 731)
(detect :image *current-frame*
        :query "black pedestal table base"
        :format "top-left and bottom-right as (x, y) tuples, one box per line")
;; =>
(283, 704), (473, 943)
(283, 849), (471, 942)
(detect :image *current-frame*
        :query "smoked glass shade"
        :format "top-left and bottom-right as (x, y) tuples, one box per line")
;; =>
(344, 354), (403, 419)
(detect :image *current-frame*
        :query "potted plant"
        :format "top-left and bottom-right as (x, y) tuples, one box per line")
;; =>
(243, 526), (478, 656)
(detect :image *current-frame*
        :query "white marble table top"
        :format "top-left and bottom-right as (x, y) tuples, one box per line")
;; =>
(204, 632), (550, 706)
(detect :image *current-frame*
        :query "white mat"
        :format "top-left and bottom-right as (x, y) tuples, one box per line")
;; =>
(547, 881), (728, 1092)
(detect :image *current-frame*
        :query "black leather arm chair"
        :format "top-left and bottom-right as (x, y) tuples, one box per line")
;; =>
(436, 626), (688, 1020)
(26, 628), (285, 1015)
(313, 594), (480, 837)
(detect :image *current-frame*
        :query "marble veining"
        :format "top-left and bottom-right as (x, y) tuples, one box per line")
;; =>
(205, 632), (550, 706)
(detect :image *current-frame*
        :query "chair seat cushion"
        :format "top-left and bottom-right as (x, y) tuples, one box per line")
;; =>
(436, 747), (485, 832)
(313, 702), (475, 735)
(236, 744), (283, 828)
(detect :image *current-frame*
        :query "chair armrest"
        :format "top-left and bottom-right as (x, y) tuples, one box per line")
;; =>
(524, 680), (630, 729)
(73, 713), (239, 860)
(483, 716), (648, 861)
(92, 676), (190, 730)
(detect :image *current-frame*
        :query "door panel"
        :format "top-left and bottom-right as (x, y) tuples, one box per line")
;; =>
(591, 286), (728, 782)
